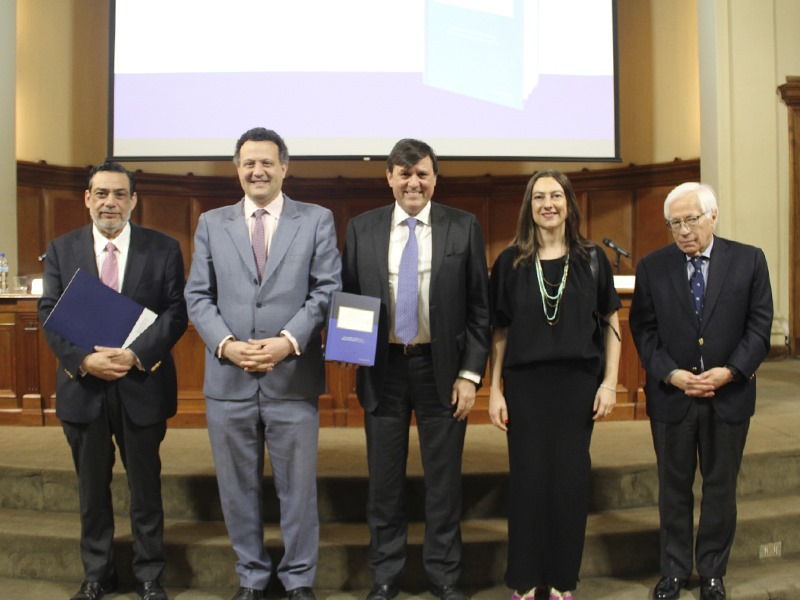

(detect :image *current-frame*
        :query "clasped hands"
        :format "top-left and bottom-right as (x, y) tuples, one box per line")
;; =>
(81, 346), (138, 381)
(223, 337), (294, 372)
(669, 366), (734, 397)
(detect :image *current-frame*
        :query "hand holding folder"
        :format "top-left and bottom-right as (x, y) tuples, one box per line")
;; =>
(42, 268), (157, 352)
(324, 291), (380, 366)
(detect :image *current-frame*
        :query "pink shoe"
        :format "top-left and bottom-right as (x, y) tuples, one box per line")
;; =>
(548, 590), (573, 600)
(511, 588), (537, 600)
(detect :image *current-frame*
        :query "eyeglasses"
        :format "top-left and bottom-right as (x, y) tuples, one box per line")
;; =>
(665, 212), (708, 233)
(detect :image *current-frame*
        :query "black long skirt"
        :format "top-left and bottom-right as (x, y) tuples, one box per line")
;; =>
(503, 360), (597, 592)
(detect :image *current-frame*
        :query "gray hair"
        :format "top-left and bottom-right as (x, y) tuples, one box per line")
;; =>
(664, 182), (719, 220)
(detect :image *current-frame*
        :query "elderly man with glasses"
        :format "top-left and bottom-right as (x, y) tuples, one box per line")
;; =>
(629, 182), (773, 600)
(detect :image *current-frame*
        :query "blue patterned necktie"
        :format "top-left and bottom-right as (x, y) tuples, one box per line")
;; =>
(395, 217), (419, 345)
(690, 256), (707, 322)
(252, 208), (267, 281)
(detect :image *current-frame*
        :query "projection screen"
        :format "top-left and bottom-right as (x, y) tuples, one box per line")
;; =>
(109, 0), (618, 161)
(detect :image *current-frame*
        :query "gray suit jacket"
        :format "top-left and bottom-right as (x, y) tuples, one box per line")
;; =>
(342, 202), (490, 412)
(185, 196), (342, 401)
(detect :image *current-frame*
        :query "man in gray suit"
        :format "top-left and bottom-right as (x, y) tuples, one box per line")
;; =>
(342, 139), (490, 600)
(185, 128), (342, 600)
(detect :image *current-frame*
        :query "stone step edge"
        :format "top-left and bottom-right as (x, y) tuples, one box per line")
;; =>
(1, 554), (799, 600)
(1, 491), (798, 548)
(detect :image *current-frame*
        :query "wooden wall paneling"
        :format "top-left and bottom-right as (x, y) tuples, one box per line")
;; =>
(137, 194), (193, 277)
(43, 188), (88, 247)
(634, 186), (675, 261)
(170, 324), (208, 428)
(16, 310), (44, 425)
(0, 309), (17, 415)
(16, 186), (45, 277)
(585, 189), (635, 274)
(486, 194), (519, 266)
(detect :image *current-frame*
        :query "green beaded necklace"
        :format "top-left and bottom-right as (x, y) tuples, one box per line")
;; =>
(534, 252), (569, 325)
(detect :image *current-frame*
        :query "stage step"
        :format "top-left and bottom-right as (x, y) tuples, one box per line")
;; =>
(2, 357), (800, 598)
(2, 552), (800, 600)
(2, 446), (799, 524)
(0, 492), (798, 591)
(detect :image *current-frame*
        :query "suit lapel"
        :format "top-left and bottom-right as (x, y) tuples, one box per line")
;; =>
(429, 202), (449, 293)
(702, 237), (731, 328)
(72, 225), (100, 279)
(371, 205), (393, 305)
(261, 195), (300, 285)
(666, 244), (698, 323)
(224, 199), (259, 283)
(121, 224), (147, 297)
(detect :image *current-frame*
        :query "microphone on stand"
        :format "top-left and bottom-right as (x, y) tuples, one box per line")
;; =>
(602, 238), (631, 258)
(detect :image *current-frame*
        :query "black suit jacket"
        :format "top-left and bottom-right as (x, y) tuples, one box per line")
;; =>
(342, 202), (490, 412)
(629, 236), (773, 424)
(38, 224), (188, 426)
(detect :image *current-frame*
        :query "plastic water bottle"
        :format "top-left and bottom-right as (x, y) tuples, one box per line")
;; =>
(0, 253), (8, 293)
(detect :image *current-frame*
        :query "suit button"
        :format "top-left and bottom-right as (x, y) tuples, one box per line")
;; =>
(691, 366), (698, 372)
(256, 303), (262, 308)
(699, 337), (704, 346)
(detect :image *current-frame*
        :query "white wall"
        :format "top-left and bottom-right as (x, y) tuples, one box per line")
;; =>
(698, 0), (800, 348)
(1, 0), (17, 274)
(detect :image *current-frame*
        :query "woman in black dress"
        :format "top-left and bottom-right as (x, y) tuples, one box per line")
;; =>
(488, 170), (622, 600)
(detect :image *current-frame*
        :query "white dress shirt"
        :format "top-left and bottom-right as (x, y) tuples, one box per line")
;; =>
(388, 201), (480, 385)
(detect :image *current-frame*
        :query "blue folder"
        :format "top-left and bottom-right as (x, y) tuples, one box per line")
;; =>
(325, 291), (380, 366)
(42, 268), (150, 352)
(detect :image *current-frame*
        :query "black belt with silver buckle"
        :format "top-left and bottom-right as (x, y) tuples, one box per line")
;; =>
(390, 343), (432, 356)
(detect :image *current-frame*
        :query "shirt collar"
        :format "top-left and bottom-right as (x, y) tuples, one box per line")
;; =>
(685, 235), (714, 262)
(244, 193), (284, 218)
(92, 222), (131, 255)
(392, 200), (432, 227)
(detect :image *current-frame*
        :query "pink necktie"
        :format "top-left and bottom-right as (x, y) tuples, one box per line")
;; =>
(100, 242), (119, 291)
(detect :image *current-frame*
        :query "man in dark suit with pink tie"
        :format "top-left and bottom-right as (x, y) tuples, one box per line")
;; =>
(630, 182), (773, 600)
(39, 162), (188, 600)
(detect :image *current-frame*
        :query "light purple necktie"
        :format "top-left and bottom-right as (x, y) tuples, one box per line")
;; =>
(395, 217), (419, 345)
(252, 208), (267, 281)
(100, 242), (119, 291)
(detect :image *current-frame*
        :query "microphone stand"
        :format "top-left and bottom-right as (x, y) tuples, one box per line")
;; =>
(611, 249), (622, 274)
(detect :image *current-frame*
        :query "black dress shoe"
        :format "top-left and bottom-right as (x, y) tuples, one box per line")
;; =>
(231, 587), (263, 600)
(700, 577), (726, 600)
(287, 587), (316, 600)
(653, 576), (688, 600)
(70, 575), (119, 600)
(366, 583), (400, 600)
(430, 584), (469, 600)
(137, 579), (168, 600)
